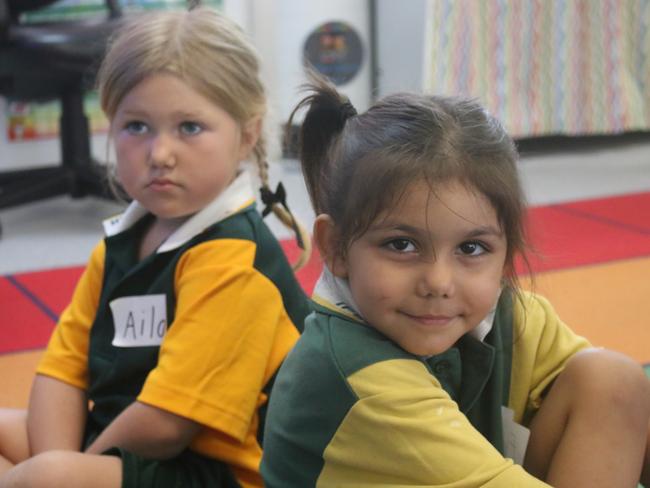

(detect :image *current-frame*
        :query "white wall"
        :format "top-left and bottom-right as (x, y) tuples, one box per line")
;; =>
(248, 0), (372, 123)
(244, 0), (429, 121)
(375, 0), (428, 97)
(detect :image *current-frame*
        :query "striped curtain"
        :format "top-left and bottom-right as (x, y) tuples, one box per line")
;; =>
(424, 0), (650, 137)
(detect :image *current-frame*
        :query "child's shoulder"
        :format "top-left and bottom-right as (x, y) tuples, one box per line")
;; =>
(294, 307), (422, 385)
(510, 290), (589, 351)
(203, 204), (263, 241)
(511, 290), (560, 328)
(275, 308), (440, 418)
(210, 204), (291, 252)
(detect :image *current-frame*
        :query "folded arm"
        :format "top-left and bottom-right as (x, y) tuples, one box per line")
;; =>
(85, 401), (201, 459)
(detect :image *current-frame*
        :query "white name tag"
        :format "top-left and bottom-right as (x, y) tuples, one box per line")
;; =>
(501, 406), (531, 466)
(109, 294), (168, 347)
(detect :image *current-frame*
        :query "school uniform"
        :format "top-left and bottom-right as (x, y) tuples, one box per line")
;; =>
(37, 172), (311, 488)
(261, 270), (590, 487)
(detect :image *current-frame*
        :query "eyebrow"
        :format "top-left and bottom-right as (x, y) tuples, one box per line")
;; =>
(119, 109), (205, 119)
(369, 222), (503, 238)
(369, 223), (422, 234)
(464, 226), (504, 238)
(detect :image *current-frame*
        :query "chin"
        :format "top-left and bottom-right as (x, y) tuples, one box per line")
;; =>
(403, 344), (439, 357)
(151, 207), (195, 220)
(406, 341), (454, 357)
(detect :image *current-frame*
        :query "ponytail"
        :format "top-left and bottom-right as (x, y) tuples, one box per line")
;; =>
(287, 72), (357, 216)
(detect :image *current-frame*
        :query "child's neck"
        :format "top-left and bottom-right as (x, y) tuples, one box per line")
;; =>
(138, 216), (189, 260)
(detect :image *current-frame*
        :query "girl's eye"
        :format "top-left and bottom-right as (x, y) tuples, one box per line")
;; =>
(386, 238), (416, 253)
(458, 241), (488, 256)
(125, 121), (148, 135)
(180, 121), (202, 136)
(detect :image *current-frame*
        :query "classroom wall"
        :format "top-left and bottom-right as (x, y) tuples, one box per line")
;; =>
(375, 0), (428, 97)
(248, 0), (372, 123)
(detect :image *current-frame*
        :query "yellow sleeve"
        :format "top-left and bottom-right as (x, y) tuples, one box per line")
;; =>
(510, 292), (592, 423)
(138, 239), (300, 442)
(36, 241), (106, 390)
(317, 359), (550, 487)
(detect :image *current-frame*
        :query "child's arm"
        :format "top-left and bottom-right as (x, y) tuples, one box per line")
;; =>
(27, 374), (87, 454)
(85, 401), (201, 459)
(510, 293), (650, 486)
(130, 240), (299, 451)
(30, 241), (105, 455)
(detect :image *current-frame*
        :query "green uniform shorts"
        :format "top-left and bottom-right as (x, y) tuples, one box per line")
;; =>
(105, 447), (241, 488)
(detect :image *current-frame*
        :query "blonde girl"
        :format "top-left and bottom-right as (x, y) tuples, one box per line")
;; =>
(261, 75), (650, 487)
(0, 7), (311, 488)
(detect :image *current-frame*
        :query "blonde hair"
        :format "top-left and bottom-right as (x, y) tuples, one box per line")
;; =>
(97, 7), (310, 269)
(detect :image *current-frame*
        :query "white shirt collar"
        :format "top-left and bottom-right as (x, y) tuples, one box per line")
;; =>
(312, 267), (365, 322)
(102, 171), (256, 253)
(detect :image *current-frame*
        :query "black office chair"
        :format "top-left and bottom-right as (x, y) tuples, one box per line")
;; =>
(0, 0), (122, 214)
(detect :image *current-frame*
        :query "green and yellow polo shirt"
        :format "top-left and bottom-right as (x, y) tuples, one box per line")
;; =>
(261, 272), (589, 487)
(37, 172), (311, 488)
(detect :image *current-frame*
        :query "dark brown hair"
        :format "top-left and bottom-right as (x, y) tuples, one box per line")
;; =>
(290, 74), (531, 291)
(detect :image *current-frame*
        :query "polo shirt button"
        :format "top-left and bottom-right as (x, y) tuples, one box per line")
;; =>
(434, 361), (450, 375)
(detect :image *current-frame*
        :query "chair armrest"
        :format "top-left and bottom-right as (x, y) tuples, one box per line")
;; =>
(0, 0), (9, 39)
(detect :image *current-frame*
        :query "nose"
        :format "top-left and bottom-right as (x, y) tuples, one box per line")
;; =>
(416, 257), (455, 298)
(148, 133), (176, 168)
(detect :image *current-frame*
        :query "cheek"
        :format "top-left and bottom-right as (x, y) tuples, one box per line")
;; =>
(114, 138), (145, 170)
(114, 145), (133, 174)
(465, 272), (503, 309)
(114, 158), (139, 189)
(114, 132), (147, 159)
(350, 267), (401, 306)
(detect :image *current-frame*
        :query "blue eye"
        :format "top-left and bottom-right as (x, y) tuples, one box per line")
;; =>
(125, 121), (148, 135)
(386, 238), (416, 253)
(180, 121), (202, 136)
(459, 241), (488, 256)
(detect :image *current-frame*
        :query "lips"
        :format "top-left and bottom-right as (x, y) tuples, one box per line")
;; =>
(147, 178), (177, 189)
(401, 312), (455, 326)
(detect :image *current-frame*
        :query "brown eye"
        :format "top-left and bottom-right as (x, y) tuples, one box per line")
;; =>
(459, 241), (487, 256)
(386, 238), (416, 253)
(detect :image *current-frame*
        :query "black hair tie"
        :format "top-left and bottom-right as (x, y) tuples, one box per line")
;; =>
(340, 100), (357, 120)
(260, 182), (305, 249)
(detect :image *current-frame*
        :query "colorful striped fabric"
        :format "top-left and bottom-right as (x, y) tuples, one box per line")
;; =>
(424, 0), (650, 137)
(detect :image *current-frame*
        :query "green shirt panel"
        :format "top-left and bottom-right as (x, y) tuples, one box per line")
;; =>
(87, 205), (310, 431)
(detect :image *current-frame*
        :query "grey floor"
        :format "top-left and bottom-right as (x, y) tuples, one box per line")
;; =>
(1, 136), (649, 276)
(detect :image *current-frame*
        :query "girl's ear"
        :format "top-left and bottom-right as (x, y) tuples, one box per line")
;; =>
(313, 214), (348, 279)
(238, 116), (262, 160)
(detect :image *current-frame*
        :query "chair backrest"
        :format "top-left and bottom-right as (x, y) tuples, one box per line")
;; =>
(0, 0), (123, 101)
(4, 0), (120, 24)
(8, 0), (58, 15)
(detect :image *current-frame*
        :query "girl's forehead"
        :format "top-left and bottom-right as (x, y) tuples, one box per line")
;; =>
(373, 179), (498, 229)
(115, 73), (225, 116)
(388, 178), (481, 208)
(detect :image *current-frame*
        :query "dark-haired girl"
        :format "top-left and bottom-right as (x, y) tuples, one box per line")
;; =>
(261, 75), (650, 487)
